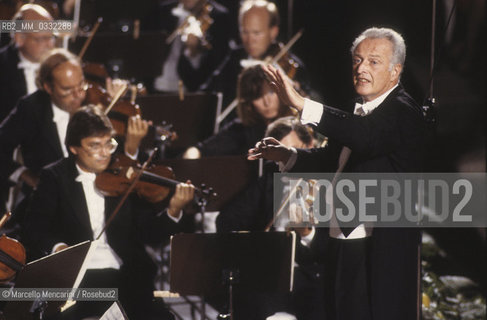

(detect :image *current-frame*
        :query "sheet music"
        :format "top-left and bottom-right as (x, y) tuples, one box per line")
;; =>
(100, 301), (127, 320)
(71, 240), (100, 290)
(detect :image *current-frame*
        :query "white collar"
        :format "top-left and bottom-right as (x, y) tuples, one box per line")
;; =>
(51, 103), (70, 122)
(354, 84), (398, 115)
(17, 51), (39, 70)
(75, 164), (96, 183)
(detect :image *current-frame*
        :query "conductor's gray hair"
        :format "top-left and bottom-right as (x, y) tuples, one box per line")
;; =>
(351, 27), (406, 69)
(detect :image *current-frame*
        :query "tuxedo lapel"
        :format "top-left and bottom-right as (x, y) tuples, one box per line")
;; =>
(37, 97), (64, 158)
(10, 47), (27, 96)
(61, 158), (93, 236)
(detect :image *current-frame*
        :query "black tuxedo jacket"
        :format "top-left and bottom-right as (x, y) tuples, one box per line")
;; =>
(293, 85), (425, 173)
(0, 90), (64, 184)
(24, 156), (181, 294)
(292, 85), (426, 320)
(0, 44), (27, 122)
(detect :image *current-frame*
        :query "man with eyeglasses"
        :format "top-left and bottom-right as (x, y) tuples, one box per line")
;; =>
(0, 4), (55, 122)
(0, 48), (148, 226)
(24, 105), (194, 319)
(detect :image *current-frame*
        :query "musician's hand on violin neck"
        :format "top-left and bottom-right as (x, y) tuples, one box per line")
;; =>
(124, 115), (151, 157)
(105, 78), (129, 99)
(168, 180), (196, 218)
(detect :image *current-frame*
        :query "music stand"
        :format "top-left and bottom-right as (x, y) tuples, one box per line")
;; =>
(170, 232), (295, 318)
(2, 241), (94, 320)
(100, 301), (129, 320)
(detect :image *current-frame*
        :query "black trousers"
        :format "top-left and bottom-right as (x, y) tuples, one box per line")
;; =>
(323, 237), (373, 320)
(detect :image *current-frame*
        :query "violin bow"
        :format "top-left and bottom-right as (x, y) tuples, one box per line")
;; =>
(78, 17), (103, 61)
(103, 82), (128, 115)
(96, 149), (157, 240)
(264, 178), (304, 232)
(0, 212), (12, 230)
(267, 29), (304, 65)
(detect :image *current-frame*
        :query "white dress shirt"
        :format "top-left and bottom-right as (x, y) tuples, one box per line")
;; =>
(51, 103), (70, 157)
(17, 52), (39, 95)
(75, 165), (122, 270)
(154, 4), (202, 92)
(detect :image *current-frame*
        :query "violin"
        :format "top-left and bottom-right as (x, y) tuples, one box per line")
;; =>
(83, 77), (176, 144)
(0, 212), (26, 284)
(95, 154), (214, 203)
(264, 29), (304, 81)
(96, 154), (175, 203)
(166, 0), (214, 49)
(94, 153), (215, 240)
(267, 42), (300, 80)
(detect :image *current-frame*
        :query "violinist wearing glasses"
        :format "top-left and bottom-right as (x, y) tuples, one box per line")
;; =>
(24, 105), (195, 320)
(144, 0), (231, 92)
(0, 48), (149, 224)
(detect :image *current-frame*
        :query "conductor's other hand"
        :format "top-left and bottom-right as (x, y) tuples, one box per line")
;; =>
(248, 137), (293, 163)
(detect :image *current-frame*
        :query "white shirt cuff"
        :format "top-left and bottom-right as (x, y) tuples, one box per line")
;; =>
(301, 98), (324, 126)
(279, 147), (297, 172)
(9, 166), (27, 183)
(125, 149), (139, 160)
(166, 210), (183, 223)
(299, 227), (315, 247)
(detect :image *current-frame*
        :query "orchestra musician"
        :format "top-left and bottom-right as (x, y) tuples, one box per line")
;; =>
(183, 65), (294, 159)
(0, 3), (54, 122)
(144, 0), (231, 92)
(250, 27), (426, 320)
(0, 48), (149, 224)
(200, 0), (310, 114)
(23, 105), (195, 319)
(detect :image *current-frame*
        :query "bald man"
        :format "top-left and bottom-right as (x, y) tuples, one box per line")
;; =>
(0, 48), (149, 216)
(0, 4), (55, 121)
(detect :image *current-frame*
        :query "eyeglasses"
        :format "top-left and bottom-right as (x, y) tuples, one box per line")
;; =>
(29, 35), (55, 43)
(83, 138), (118, 156)
(55, 80), (88, 98)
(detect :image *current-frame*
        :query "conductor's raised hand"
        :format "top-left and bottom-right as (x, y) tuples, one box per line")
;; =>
(262, 64), (305, 112)
(247, 137), (293, 163)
